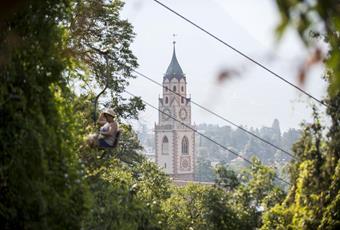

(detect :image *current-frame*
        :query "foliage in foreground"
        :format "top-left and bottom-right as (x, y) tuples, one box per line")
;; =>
(261, 105), (340, 229)
(80, 154), (284, 230)
(0, 0), (88, 228)
(0, 0), (142, 228)
(261, 1), (340, 229)
(1, 0), (339, 229)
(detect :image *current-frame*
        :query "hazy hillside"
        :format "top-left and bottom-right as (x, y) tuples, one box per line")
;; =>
(195, 119), (301, 181)
(136, 119), (301, 182)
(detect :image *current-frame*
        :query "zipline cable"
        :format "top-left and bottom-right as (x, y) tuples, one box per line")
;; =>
(152, 0), (328, 108)
(133, 69), (297, 160)
(86, 46), (297, 160)
(125, 90), (291, 186)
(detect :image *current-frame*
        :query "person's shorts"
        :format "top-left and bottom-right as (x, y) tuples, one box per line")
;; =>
(98, 139), (112, 148)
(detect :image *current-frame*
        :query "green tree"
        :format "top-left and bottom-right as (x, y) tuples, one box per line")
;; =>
(274, 0), (340, 97)
(0, 0), (89, 228)
(69, 0), (144, 120)
(261, 2), (340, 229)
(162, 184), (241, 230)
(231, 158), (285, 229)
(262, 108), (340, 229)
(0, 0), (147, 229)
(134, 160), (172, 229)
(82, 155), (172, 230)
(215, 164), (240, 191)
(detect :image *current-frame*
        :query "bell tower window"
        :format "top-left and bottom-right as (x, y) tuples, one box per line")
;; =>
(181, 136), (189, 155)
(162, 136), (169, 154)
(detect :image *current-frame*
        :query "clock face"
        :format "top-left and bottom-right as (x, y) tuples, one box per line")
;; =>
(162, 108), (171, 120)
(180, 156), (191, 171)
(181, 159), (189, 168)
(179, 108), (187, 120)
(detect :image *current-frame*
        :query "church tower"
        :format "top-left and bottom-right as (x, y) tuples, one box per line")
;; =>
(155, 43), (195, 181)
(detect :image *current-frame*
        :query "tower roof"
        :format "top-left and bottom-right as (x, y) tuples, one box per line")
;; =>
(164, 43), (185, 80)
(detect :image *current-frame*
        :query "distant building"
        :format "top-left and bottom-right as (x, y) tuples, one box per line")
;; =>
(143, 146), (156, 163)
(155, 42), (195, 181)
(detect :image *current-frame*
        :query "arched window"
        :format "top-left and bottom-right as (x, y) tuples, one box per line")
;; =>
(173, 86), (176, 92)
(165, 86), (168, 92)
(162, 136), (169, 154)
(165, 97), (168, 104)
(181, 136), (189, 155)
(181, 86), (184, 92)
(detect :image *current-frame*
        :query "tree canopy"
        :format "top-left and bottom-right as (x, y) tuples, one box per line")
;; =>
(0, 0), (339, 229)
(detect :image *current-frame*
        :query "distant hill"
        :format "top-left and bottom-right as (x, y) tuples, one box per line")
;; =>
(135, 119), (301, 181)
(195, 119), (301, 181)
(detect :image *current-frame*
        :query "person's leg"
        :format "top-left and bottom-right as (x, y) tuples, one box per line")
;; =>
(87, 133), (99, 147)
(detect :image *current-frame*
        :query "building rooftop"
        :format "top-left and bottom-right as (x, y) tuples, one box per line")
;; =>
(164, 43), (185, 81)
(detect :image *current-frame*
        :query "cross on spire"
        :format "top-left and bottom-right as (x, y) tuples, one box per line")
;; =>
(172, 33), (177, 46)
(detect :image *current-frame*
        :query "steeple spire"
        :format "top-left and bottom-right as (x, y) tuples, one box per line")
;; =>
(165, 39), (184, 79)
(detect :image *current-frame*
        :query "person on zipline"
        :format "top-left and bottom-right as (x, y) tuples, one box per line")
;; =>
(88, 108), (119, 148)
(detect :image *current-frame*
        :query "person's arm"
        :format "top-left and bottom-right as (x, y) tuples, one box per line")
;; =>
(100, 123), (116, 136)
(97, 113), (107, 126)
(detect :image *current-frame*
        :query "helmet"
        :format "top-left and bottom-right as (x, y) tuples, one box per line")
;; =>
(103, 108), (116, 118)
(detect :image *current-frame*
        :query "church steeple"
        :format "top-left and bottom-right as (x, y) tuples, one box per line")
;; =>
(164, 42), (185, 80)
(155, 40), (195, 181)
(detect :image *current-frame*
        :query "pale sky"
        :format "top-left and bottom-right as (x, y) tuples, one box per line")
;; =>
(121, 0), (328, 131)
